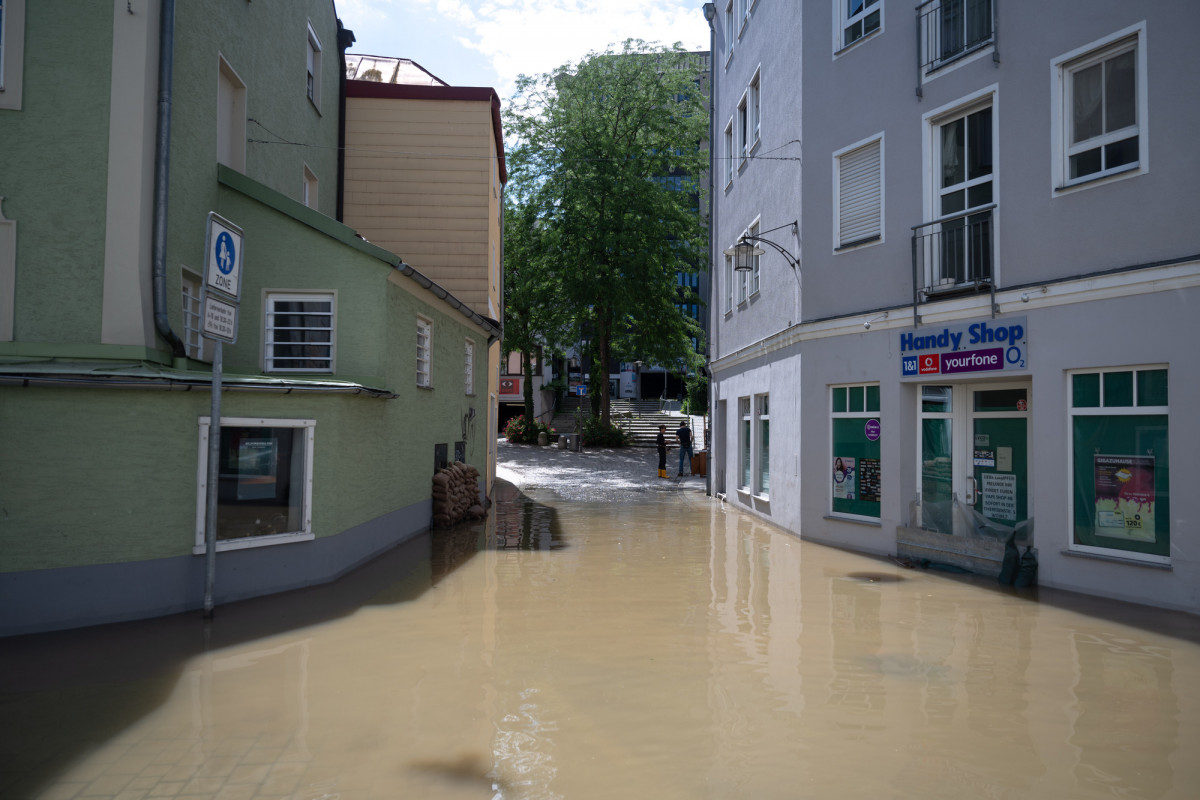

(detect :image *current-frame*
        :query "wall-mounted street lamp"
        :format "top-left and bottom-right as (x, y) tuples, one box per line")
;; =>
(723, 221), (800, 273)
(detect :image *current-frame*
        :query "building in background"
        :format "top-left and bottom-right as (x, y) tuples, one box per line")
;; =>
(708, 0), (1200, 612)
(342, 55), (507, 485)
(0, 1), (499, 635)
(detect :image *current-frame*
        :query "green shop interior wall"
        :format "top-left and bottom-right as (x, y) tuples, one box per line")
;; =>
(0, 1), (114, 344)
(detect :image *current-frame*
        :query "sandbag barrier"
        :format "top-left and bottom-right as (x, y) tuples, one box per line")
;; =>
(432, 461), (486, 528)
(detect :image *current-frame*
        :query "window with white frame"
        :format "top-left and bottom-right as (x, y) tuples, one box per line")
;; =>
(416, 317), (432, 387)
(181, 270), (204, 360)
(1069, 366), (1169, 563)
(836, 135), (883, 249)
(264, 292), (334, 373)
(464, 339), (475, 394)
(749, 69), (761, 150)
(748, 220), (761, 295)
(217, 56), (247, 171)
(736, 0), (748, 33)
(738, 257), (749, 305)
(840, 0), (881, 50)
(737, 93), (749, 166)
(302, 164), (318, 209)
(724, 119), (735, 187)
(306, 22), (323, 110)
(0, 0), (25, 110)
(739, 397), (751, 491)
(919, 0), (994, 72)
(926, 96), (994, 287)
(724, 0), (735, 62)
(831, 384), (881, 519)
(723, 254), (733, 314)
(1053, 25), (1145, 190)
(755, 394), (770, 496)
(194, 416), (315, 552)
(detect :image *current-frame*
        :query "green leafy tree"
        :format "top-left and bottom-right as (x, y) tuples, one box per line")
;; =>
(505, 41), (708, 426)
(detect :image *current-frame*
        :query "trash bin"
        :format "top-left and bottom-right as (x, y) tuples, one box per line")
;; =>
(569, 433), (582, 452)
(691, 450), (707, 477)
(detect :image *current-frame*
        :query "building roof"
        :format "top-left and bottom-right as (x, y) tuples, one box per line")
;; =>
(345, 54), (449, 86)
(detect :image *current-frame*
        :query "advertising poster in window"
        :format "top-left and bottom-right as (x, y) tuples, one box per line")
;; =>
(833, 457), (856, 500)
(858, 458), (880, 503)
(1093, 455), (1155, 543)
(235, 438), (278, 500)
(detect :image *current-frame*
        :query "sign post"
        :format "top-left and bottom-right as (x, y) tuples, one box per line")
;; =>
(200, 213), (243, 619)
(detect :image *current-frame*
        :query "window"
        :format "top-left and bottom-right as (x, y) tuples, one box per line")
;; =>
(840, 0), (881, 50)
(416, 317), (432, 387)
(723, 254), (733, 314)
(194, 417), (314, 552)
(749, 70), (761, 150)
(724, 119), (735, 186)
(264, 292), (334, 373)
(1053, 25), (1146, 190)
(739, 397), (751, 491)
(737, 93), (749, 166)
(302, 165), (318, 209)
(831, 384), (881, 519)
(217, 56), (247, 171)
(738, 257), (749, 305)
(724, 0), (736, 62)
(919, 0), (994, 72)
(1069, 366), (1169, 563)
(306, 22), (323, 110)
(755, 394), (770, 496)
(464, 339), (475, 395)
(747, 220), (761, 295)
(926, 97), (994, 287)
(181, 270), (204, 360)
(0, 0), (25, 110)
(835, 135), (883, 249)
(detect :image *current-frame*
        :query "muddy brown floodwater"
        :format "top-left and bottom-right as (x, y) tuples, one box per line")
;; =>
(3, 470), (1199, 799)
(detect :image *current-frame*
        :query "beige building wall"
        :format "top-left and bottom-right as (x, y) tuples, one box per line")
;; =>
(344, 81), (506, 491)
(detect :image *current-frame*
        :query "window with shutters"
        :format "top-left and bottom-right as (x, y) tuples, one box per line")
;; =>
(835, 135), (883, 250)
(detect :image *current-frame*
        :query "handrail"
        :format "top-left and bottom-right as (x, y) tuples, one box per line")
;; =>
(911, 203), (997, 230)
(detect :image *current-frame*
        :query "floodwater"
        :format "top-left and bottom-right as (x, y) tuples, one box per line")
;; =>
(3, 480), (1199, 800)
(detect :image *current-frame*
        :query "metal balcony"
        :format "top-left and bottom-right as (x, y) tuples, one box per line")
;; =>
(916, 0), (997, 96)
(911, 204), (996, 309)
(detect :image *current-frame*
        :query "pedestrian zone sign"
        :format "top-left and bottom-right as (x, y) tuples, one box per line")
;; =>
(205, 213), (244, 301)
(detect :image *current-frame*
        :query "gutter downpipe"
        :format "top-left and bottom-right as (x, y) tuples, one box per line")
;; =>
(703, 2), (717, 497)
(335, 20), (356, 222)
(152, 0), (186, 359)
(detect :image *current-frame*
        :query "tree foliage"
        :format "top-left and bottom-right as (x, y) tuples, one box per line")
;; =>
(504, 40), (708, 425)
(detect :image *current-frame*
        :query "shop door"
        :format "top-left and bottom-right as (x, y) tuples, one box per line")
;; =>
(919, 382), (1030, 537)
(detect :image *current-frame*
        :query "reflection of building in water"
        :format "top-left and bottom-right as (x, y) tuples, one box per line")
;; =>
(490, 498), (562, 551)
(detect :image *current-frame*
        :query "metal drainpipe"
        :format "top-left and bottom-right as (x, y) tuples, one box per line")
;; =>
(151, 0), (185, 359)
(336, 20), (356, 222)
(703, 3), (717, 497)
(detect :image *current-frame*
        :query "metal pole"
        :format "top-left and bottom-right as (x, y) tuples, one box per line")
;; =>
(203, 340), (223, 618)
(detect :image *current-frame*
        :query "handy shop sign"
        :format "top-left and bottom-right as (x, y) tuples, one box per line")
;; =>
(900, 317), (1027, 377)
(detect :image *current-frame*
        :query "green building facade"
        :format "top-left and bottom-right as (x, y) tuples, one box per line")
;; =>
(0, 1), (498, 635)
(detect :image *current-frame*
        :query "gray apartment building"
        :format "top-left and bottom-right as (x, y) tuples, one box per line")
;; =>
(707, 0), (1199, 613)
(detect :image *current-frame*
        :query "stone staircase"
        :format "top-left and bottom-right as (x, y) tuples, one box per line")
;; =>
(550, 398), (706, 449)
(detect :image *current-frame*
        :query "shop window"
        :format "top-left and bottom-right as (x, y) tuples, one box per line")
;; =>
(755, 394), (770, 496)
(194, 417), (314, 552)
(831, 383), (881, 519)
(1070, 367), (1169, 563)
(739, 397), (751, 491)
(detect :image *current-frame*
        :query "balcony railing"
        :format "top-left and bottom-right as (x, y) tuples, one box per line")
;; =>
(912, 204), (995, 307)
(916, 0), (996, 96)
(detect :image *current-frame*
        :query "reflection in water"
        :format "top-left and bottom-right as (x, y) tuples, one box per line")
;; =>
(2, 484), (1198, 799)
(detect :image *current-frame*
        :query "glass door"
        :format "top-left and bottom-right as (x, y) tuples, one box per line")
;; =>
(918, 382), (1031, 537)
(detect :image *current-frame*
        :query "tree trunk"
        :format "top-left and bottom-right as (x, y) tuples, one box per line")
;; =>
(522, 350), (535, 421)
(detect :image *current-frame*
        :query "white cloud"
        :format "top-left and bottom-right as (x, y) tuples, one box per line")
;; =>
(348, 0), (710, 97)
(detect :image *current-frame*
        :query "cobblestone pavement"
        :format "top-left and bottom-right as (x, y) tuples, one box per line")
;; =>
(495, 438), (707, 502)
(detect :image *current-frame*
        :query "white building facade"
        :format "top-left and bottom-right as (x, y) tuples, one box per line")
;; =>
(708, 0), (1200, 613)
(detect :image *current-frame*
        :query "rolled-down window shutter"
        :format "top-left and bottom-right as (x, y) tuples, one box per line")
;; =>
(839, 140), (881, 246)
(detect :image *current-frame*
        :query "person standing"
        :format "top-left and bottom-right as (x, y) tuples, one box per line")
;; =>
(676, 420), (694, 477)
(656, 425), (668, 479)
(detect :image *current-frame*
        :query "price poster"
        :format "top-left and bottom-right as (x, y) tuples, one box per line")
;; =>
(1094, 455), (1155, 543)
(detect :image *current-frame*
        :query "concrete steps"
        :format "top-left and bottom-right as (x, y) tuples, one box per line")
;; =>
(549, 398), (705, 449)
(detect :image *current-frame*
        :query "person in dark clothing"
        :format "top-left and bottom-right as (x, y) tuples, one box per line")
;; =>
(656, 425), (668, 479)
(676, 420), (694, 476)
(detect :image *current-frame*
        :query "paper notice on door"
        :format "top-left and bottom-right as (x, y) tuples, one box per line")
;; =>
(997, 446), (1012, 472)
(982, 472), (1017, 521)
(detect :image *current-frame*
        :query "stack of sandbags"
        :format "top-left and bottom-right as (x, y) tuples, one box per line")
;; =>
(431, 461), (486, 527)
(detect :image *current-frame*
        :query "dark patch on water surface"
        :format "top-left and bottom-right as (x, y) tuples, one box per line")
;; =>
(843, 571), (907, 583)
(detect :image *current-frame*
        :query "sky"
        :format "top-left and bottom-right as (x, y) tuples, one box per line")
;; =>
(335, 0), (712, 99)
